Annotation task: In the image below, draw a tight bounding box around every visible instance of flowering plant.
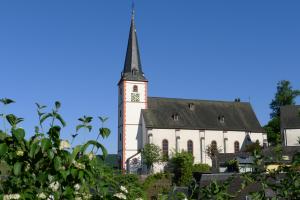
[0,99,108,199]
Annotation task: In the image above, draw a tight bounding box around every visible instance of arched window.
[133,85,138,92]
[187,140,193,155]
[234,141,240,153]
[162,139,169,159]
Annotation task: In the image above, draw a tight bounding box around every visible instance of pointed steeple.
[121,6,147,81]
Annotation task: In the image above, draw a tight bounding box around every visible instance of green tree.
[170,151,194,186]
[265,80,300,145]
[141,143,161,174]
[205,143,222,172]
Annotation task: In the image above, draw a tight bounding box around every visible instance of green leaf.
[47,149,55,160]
[41,138,52,153]
[81,140,107,159]
[0,98,15,105]
[70,145,81,163]
[6,114,17,127]
[49,126,61,144]
[54,156,62,171]
[87,125,92,132]
[76,124,85,132]
[13,162,22,176]
[98,116,109,123]
[40,113,52,124]
[60,170,70,181]
[6,114,24,128]
[0,143,8,157]
[37,111,45,117]
[0,130,8,141]
[55,101,61,110]
[100,128,111,139]
[35,103,46,110]
[34,126,39,134]
[12,128,25,141]
[29,142,40,158]
[56,114,66,127]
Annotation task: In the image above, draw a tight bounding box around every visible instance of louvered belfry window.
[133,85,138,92]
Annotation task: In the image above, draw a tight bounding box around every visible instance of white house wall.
[149,128,265,167]
[284,129,300,146]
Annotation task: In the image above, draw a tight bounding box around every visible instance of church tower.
[118,9,148,171]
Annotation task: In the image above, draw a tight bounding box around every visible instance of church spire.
[121,5,147,81]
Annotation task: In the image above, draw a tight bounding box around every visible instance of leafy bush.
[192,163,211,173]
[225,159,239,173]
[170,151,194,186]
[141,143,161,173]
[0,99,109,199]
[143,173,171,199]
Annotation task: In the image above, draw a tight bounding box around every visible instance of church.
[118,11,268,173]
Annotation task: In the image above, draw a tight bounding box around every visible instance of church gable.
[142,97,263,132]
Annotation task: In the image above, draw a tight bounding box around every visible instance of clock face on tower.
[131,93,140,102]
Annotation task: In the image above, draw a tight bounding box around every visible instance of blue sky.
[0,1,299,154]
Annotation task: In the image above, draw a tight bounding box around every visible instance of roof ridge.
[148,96,250,104]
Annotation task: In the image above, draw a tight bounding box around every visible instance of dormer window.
[132,69,137,76]
[133,85,138,92]
[172,113,179,121]
[218,115,225,123]
[188,103,195,110]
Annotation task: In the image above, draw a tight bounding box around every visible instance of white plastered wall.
[119,80,147,170]
[148,128,265,171]
[283,129,300,146]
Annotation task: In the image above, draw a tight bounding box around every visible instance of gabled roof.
[280,105,300,129]
[120,12,147,82]
[142,97,263,132]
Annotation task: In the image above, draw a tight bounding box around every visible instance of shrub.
[192,163,211,173]
[225,159,239,173]
[0,100,109,199]
[170,151,194,186]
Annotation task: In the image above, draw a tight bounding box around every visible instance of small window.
[172,114,179,121]
[133,85,138,92]
[162,139,169,159]
[132,69,137,76]
[119,110,122,118]
[218,115,225,123]
[188,103,195,110]
[234,141,239,153]
[187,140,193,155]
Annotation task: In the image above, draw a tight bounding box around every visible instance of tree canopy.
[265,80,300,145]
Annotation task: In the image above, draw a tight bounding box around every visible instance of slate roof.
[280,105,300,129]
[218,146,300,165]
[142,97,263,132]
[120,13,147,82]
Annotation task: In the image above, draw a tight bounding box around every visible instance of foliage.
[225,159,239,173]
[142,172,171,190]
[141,143,161,173]
[0,101,110,199]
[263,117,280,146]
[192,163,211,173]
[244,140,262,153]
[205,142,222,171]
[170,151,194,186]
[270,80,300,118]
[265,80,300,145]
